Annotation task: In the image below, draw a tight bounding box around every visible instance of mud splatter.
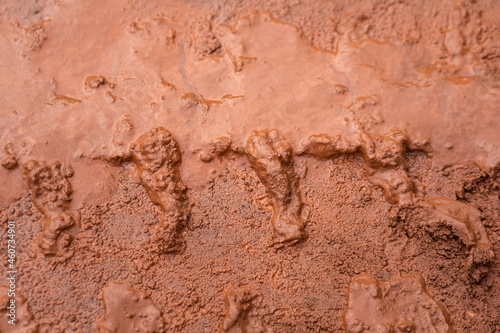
[300,126,494,280]
[199,135,233,163]
[83,75,116,92]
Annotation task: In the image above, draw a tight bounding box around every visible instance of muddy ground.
[0,0,499,332]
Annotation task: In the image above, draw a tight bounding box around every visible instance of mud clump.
[343,274,453,333]
[1,155,18,170]
[190,20,223,58]
[97,282,164,333]
[394,197,495,282]
[130,127,189,254]
[108,115,134,166]
[83,75,116,92]
[220,285,268,333]
[298,127,430,205]
[0,286,38,332]
[356,128,429,206]
[246,129,308,245]
[2,142,18,170]
[23,159,79,257]
[199,135,233,162]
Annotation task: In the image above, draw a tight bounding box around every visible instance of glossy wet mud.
[0,0,499,332]
[343,274,453,332]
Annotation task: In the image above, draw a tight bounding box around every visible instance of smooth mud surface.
[0,0,499,332]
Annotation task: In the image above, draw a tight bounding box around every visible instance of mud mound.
[343,274,453,332]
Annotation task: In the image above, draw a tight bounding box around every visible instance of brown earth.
[0,0,499,332]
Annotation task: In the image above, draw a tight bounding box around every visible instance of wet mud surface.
[0,0,500,332]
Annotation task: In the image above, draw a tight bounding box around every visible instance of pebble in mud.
[246,129,309,245]
[220,285,268,333]
[97,282,164,333]
[23,159,79,257]
[343,274,453,333]
[129,127,190,254]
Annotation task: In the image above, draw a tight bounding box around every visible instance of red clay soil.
[0,0,500,332]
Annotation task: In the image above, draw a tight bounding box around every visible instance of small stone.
[199,152,214,162]
[333,84,347,94]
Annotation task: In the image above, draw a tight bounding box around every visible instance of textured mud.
[0,0,500,332]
